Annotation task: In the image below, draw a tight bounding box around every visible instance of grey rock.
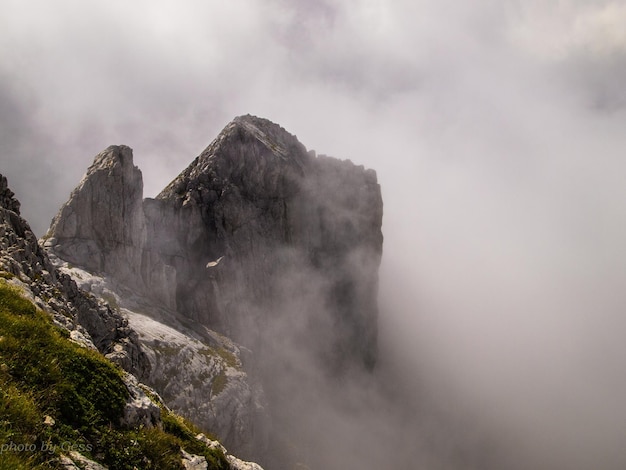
[43,115,383,463]
[67,452,108,470]
[0,173,150,379]
[56,262,268,458]
[151,115,383,370]
[195,434,266,470]
[0,174,262,469]
[44,117,382,372]
[124,306,267,458]
[181,449,208,470]
[58,454,82,470]
[226,455,265,470]
[58,452,109,470]
[0,174,20,214]
[46,145,146,289]
[120,372,161,429]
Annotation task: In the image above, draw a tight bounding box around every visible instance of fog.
[2,0,626,468]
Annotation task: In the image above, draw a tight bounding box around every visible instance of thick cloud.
[2,0,626,468]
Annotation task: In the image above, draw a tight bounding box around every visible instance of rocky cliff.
[0,174,264,470]
[46,145,146,290]
[44,115,383,465]
[0,174,148,377]
[43,141,268,457]
[47,115,382,368]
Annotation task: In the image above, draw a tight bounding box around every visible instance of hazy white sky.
[2,1,626,468]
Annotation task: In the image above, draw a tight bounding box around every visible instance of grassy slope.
[0,278,230,470]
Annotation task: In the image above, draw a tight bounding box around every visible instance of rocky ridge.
[0,173,265,469]
[44,142,268,456]
[50,258,267,459]
[0,173,148,377]
[47,115,383,367]
[150,115,383,371]
[43,115,384,466]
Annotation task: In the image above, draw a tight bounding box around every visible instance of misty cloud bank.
[2,0,626,468]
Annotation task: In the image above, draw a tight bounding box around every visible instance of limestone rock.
[46,145,146,288]
[195,434,266,470]
[43,115,383,464]
[181,449,208,470]
[0,174,20,214]
[44,117,383,372]
[66,452,108,470]
[120,372,161,429]
[57,261,267,458]
[0,174,263,470]
[125,307,267,457]
[152,115,383,370]
[226,455,266,470]
[0,173,150,379]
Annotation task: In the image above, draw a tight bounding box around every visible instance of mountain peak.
[228,114,301,159]
[157,115,310,201]
[0,174,21,215]
[45,144,145,279]
[89,144,135,173]
[43,116,383,466]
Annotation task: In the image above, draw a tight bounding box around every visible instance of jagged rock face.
[0,174,149,378]
[151,115,383,370]
[122,307,268,457]
[46,116,383,371]
[0,175,20,214]
[0,174,265,470]
[53,260,269,459]
[44,115,383,463]
[46,145,146,288]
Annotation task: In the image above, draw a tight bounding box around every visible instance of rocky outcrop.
[46,145,146,289]
[194,434,265,470]
[133,317,266,456]
[44,115,383,371]
[58,452,108,470]
[1,174,266,470]
[53,255,268,459]
[43,115,383,464]
[0,174,149,378]
[150,115,382,370]
[121,372,161,429]
[0,174,20,214]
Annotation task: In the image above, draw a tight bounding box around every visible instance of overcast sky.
[2,1,626,468]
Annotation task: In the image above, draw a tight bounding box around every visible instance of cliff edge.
[43,115,383,465]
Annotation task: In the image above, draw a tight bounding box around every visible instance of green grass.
[0,282,129,433]
[199,346,241,370]
[160,410,228,469]
[0,280,231,469]
[100,292,120,312]
[211,370,229,396]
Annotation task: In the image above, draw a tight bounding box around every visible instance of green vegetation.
[215,348,240,370]
[211,370,229,396]
[100,292,120,312]
[160,410,228,469]
[199,346,241,370]
[0,280,230,469]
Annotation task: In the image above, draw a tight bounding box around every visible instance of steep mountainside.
[0,174,264,470]
[151,116,383,370]
[46,115,382,371]
[43,115,384,467]
[0,174,148,377]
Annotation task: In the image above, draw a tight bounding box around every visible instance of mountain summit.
[44,115,384,466]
